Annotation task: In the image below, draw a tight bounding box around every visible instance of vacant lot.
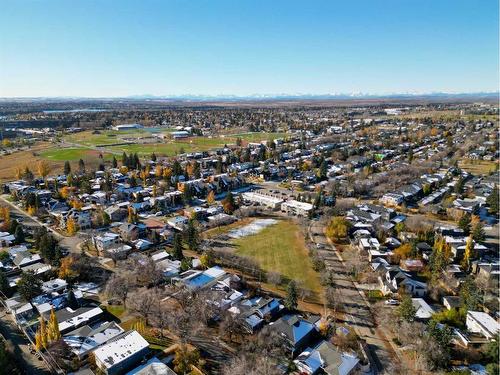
[233,219,322,294]
[459,159,498,175]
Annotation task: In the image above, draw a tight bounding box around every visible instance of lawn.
[458,159,498,175]
[233,220,322,294]
[40,147,114,162]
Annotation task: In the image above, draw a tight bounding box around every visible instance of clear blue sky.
[0,0,498,97]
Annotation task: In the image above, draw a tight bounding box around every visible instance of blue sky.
[0,0,498,97]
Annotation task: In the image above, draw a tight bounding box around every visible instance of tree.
[47,308,61,342]
[66,217,78,235]
[393,243,412,261]
[284,281,298,311]
[64,161,71,175]
[17,271,42,305]
[0,271,10,298]
[458,213,472,235]
[185,219,199,252]
[37,160,51,183]
[486,186,499,215]
[105,274,132,308]
[173,344,203,375]
[78,159,85,173]
[222,193,236,214]
[37,316,48,350]
[200,251,214,269]
[206,190,216,206]
[151,152,157,162]
[472,221,485,242]
[14,225,24,244]
[58,256,79,283]
[461,236,474,271]
[459,276,481,310]
[172,233,184,260]
[325,216,350,242]
[397,294,416,322]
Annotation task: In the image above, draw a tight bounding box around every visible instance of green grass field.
[458,159,498,175]
[40,147,114,161]
[233,220,321,294]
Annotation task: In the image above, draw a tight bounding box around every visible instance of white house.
[466,311,500,341]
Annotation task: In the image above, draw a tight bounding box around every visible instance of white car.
[384,299,400,306]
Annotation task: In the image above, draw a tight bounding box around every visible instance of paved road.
[309,221,399,374]
[0,309,51,375]
[0,195,82,254]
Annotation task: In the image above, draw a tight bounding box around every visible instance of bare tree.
[128,287,162,325]
[266,271,282,286]
[105,273,133,308]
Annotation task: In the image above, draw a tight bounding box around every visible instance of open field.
[0,142,64,182]
[40,147,114,161]
[458,159,498,175]
[233,219,322,294]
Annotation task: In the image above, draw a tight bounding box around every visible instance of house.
[466,311,500,341]
[93,232,121,252]
[48,306,104,334]
[93,330,149,375]
[294,340,360,375]
[126,357,177,375]
[412,298,435,321]
[271,314,318,355]
[380,193,404,207]
[104,206,127,222]
[380,268,427,297]
[64,321,125,359]
[166,216,189,231]
[0,232,15,248]
[117,223,142,242]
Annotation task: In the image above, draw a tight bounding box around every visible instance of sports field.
[233,219,321,294]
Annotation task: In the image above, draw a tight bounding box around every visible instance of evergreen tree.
[486,186,499,215]
[63,161,71,175]
[172,233,184,260]
[318,160,327,180]
[78,159,85,173]
[122,152,128,166]
[17,271,42,305]
[151,152,157,162]
[14,225,24,244]
[186,219,200,253]
[458,213,472,235]
[397,294,416,322]
[112,156,118,168]
[472,221,485,242]
[0,271,10,298]
[66,289,79,309]
[285,281,298,311]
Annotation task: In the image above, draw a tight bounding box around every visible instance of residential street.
[0,309,51,375]
[0,195,82,254]
[309,221,400,374]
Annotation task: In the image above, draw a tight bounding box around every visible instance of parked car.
[384,299,400,306]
